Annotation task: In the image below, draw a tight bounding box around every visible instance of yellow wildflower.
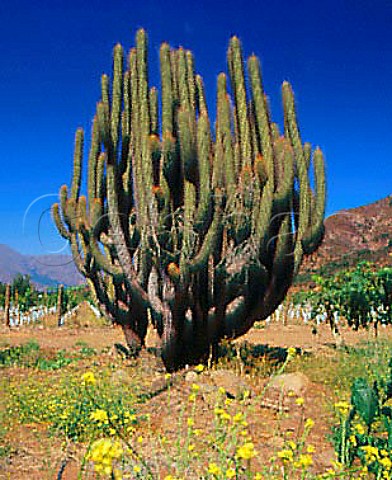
[226,467,236,478]
[208,462,222,476]
[354,423,366,435]
[242,390,250,400]
[233,412,244,423]
[187,417,194,427]
[294,454,313,469]
[194,364,204,373]
[277,449,294,463]
[81,371,96,385]
[361,445,379,463]
[236,442,258,460]
[334,401,351,416]
[287,347,296,358]
[220,412,231,422]
[380,457,392,470]
[90,409,109,423]
[304,418,315,430]
[86,438,123,476]
[295,397,304,406]
[113,469,122,480]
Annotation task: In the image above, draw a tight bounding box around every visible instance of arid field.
[1,307,391,479]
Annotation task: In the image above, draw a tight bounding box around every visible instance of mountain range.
[0,195,390,288]
[0,244,83,288]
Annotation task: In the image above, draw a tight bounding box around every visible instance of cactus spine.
[53,30,326,370]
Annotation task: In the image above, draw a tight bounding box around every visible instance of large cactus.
[52,29,326,371]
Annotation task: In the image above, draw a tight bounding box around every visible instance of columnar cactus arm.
[188,192,222,273]
[186,50,196,116]
[194,113,212,230]
[71,129,83,200]
[247,55,274,187]
[87,116,101,206]
[273,139,294,211]
[120,70,131,172]
[302,147,326,253]
[86,275,129,326]
[52,203,71,240]
[195,75,208,115]
[216,73,235,200]
[227,36,252,169]
[177,48,191,114]
[254,179,274,256]
[149,87,159,136]
[160,43,174,136]
[179,180,196,279]
[105,143,152,308]
[177,108,197,184]
[110,44,124,156]
[282,81,311,271]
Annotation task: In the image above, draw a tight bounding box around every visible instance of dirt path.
[1,319,388,353]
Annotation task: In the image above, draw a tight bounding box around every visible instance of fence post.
[57,284,64,327]
[14,288,20,326]
[5,284,10,327]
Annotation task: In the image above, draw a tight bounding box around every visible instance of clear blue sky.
[1,0,391,255]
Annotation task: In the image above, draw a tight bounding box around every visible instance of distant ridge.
[0,244,84,288]
[298,194,392,283]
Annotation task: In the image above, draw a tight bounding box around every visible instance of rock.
[150,376,169,392]
[138,350,166,374]
[209,369,252,398]
[314,448,337,469]
[267,372,310,396]
[184,371,199,383]
[111,369,133,386]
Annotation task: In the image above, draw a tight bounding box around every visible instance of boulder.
[267,372,310,396]
[209,369,253,398]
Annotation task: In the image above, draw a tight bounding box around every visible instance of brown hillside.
[297,194,392,282]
